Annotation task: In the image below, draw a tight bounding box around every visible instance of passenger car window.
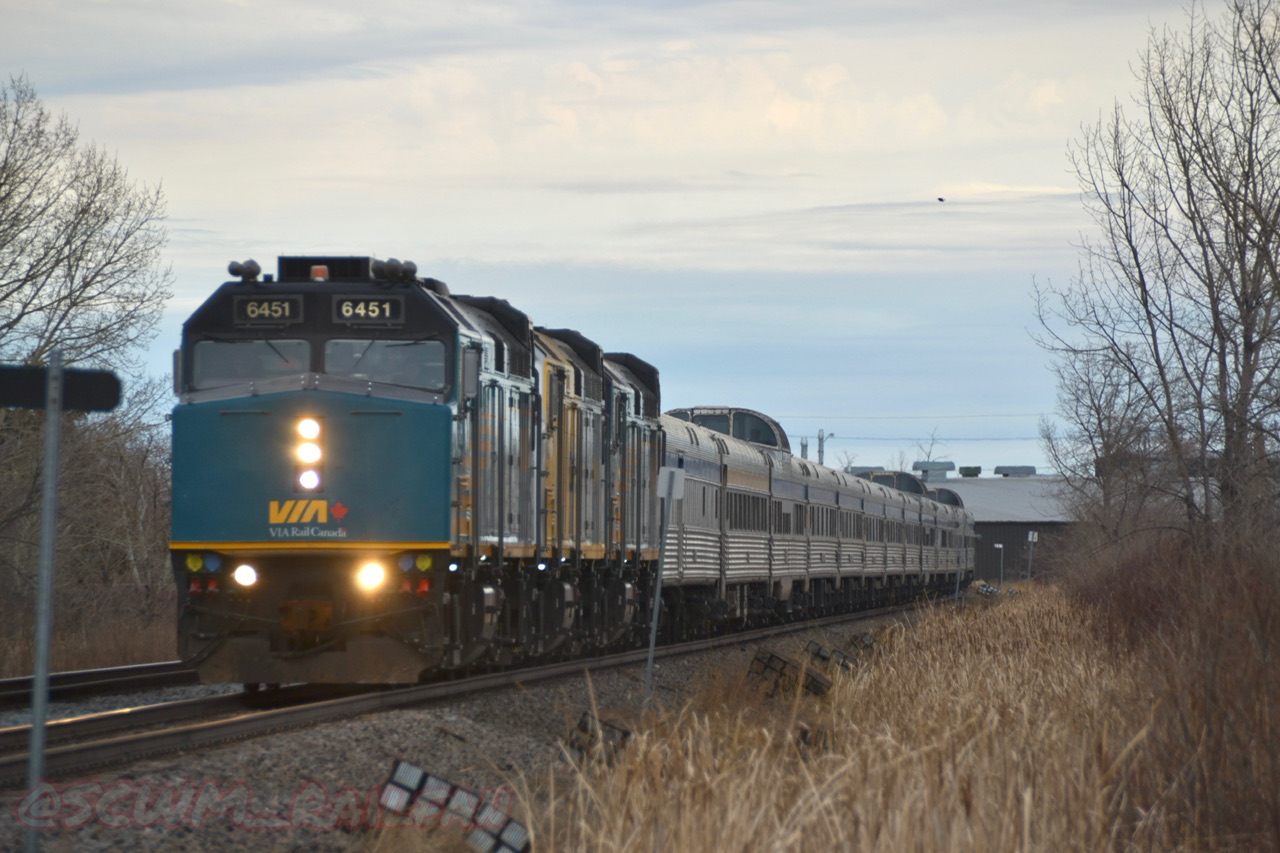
[732,412,778,446]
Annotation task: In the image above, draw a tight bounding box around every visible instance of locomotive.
[169,256,975,685]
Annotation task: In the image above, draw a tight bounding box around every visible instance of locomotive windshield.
[189,336,447,391]
[192,339,310,389]
[324,339,447,390]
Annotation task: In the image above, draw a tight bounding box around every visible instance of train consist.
[170,256,975,684]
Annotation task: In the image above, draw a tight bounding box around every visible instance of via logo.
[269,500,328,524]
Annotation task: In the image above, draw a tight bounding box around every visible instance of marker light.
[232,564,258,587]
[298,470,321,490]
[357,562,386,590]
[186,554,204,572]
[311,265,329,282]
[297,442,322,464]
[297,418,321,439]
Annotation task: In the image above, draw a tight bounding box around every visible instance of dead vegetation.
[0,584,175,677]
[508,540,1279,851]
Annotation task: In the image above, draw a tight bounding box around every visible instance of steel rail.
[0,603,912,789]
[0,684,381,756]
[0,661,197,709]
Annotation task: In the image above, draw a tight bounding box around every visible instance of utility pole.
[1025,531,1038,582]
[817,429,835,466]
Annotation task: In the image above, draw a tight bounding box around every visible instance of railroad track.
[0,661,198,709]
[0,604,912,789]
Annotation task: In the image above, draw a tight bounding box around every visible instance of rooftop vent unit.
[912,460,955,482]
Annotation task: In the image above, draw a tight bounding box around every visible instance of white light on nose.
[232,564,258,587]
[357,562,385,590]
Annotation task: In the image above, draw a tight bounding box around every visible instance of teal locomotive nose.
[170,391,452,548]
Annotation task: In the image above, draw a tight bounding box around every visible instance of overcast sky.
[3,0,1193,475]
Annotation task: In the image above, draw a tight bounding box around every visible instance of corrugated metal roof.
[935,477,1072,523]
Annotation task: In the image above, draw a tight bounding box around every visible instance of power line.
[798,436,1040,442]
[778,413,1044,421]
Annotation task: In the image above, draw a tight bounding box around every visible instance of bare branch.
[1037,0,1280,544]
[0,74,172,372]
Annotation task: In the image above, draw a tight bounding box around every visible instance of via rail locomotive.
[170,256,975,684]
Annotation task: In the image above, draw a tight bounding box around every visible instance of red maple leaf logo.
[331,502,348,521]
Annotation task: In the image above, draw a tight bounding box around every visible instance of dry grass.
[501,543,1280,852]
[1057,538,1280,851]
[0,583,175,677]
[524,590,1157,852]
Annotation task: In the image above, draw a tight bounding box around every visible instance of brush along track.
[0,661,198,709]
[0,603,913,789]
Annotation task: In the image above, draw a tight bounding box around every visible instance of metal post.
[1026,537,1035,582]
[995,543,1004,587]
[26,351,63,853]
[643,466,683,708]
[642,495,672,707]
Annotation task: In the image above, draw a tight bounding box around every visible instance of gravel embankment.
[0,616,902,852]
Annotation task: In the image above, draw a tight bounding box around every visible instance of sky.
[2,0,1194,475]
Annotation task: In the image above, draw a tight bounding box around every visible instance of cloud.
[7,0,1197,475]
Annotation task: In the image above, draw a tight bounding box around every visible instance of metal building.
[914,466,1072,583]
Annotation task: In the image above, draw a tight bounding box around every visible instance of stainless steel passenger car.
[663,407,975,623]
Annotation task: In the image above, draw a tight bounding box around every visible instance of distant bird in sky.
[937,197,945,202]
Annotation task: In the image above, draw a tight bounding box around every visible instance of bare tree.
[1037,0,1280,545]
[1039,346,1172,538]
[0,74,172,372]
[913,428,945,464]
[0,76,175,650]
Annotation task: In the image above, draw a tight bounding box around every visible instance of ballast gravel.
[0,616,906,852]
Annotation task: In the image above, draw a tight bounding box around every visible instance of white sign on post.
[657,466,685,501]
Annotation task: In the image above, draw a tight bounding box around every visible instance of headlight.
[293,418,325,493]
[357,562,385,590]
[232,564,258,587]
